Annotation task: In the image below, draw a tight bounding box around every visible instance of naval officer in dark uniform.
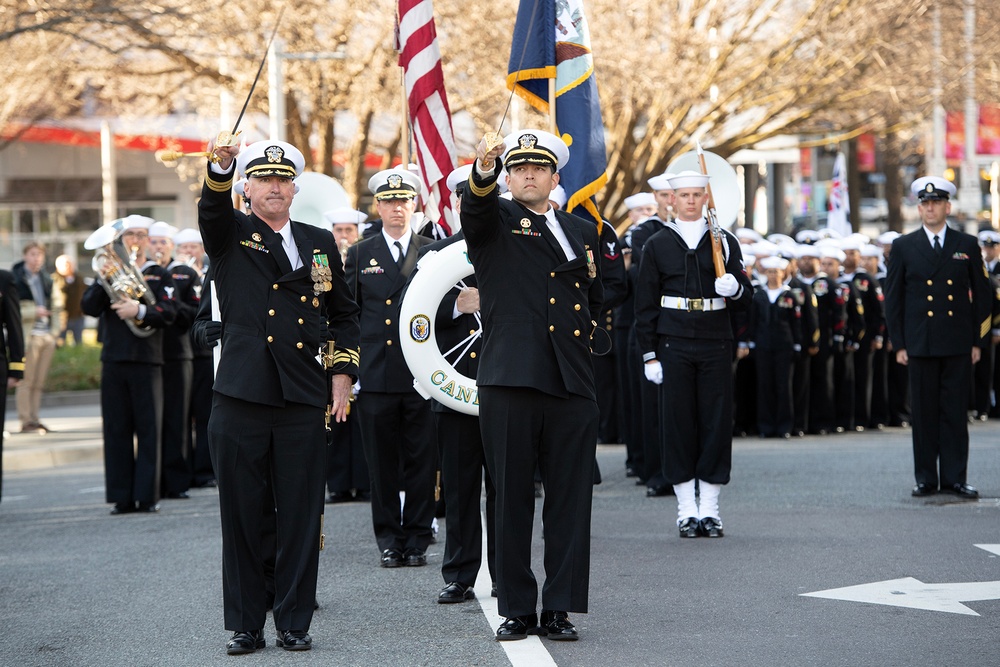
[0,268,25,504]
[199,139,361,654]
[884,176,990,499]
[344,168,435,569]
[464,130,603,642]
[634,170,753,539]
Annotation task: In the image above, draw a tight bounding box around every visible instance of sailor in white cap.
[200,138,360,654]
[820,243,866,433]
[322,207,367,265]
[782,245,820,438]
[468,128,602,641]
[81,212,178,517]
[736,227,764,244]
[624,192,657,223]
[973,230,1000,420]
[876,230,900,264]
[796,243,847,434]
[634,165,753,540]
[884,174,990,500]
[344,167,436,574]
[624,170,679,499]
[749,254,799,438]
[839,237,884,432]
[173,228,207,275]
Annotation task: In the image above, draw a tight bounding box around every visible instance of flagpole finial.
[696,139,704,155]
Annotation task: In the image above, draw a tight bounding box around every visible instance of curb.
[5,389,101,414]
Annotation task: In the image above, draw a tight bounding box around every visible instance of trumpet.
[84,221,158,338]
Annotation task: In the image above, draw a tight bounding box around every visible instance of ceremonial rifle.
[696,141,727,279]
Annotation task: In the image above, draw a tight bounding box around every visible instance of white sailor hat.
[876,231,900,245]
[861,244,882,258]
[767,233,796,246]
[751,240,779,257]
[368,168,422,201]
[237,140,305,180]
[149,221,178,239]
[814,237,840,248]
[743,254,757,267]
[121,214,154,231]
[735,228,764,243]
[979,230,1000,246]
[838,237,864,252]
[666,170,710,190]
[818,246,846,263]
[795,244,821,259]
[234,178,247,198]
[776,245,796,260]
[795,229,821,244]
[446,164,474,196]
[646,172,676,191]
[624,192,656,210]
[502,129,570,171]
[759,255,789,271]
[911,176,957,201]
[817,227,844,240]
[173,228,203,245]
[549,185,568,209]
[849,232,871,245]
[322,207,368,227]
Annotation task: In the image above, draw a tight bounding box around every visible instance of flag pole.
[548,78,557,135]
[400,69,410,166]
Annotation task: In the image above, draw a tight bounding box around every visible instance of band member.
[0,268,25,503]
[320,207,370,503]
[81,215,177,515]
[466,130,602,641]
[199,139,360,654]
[634,171,753,539]
[884,176,990,499]
[148,221,201,500]
[344,169,435,569]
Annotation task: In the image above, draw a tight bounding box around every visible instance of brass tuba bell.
[84,219,158,338]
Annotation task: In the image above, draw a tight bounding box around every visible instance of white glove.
[644,361,663,385]
[714,273,740,298]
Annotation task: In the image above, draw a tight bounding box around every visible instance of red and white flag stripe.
[398,0,456,236]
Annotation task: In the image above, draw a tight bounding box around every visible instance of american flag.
[397,0,456,237]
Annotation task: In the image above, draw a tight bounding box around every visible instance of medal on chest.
[311,251,332,294]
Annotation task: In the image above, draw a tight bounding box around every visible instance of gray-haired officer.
[200,139,360,654]
[884,176,990,499]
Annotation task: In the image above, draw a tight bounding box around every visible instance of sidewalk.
[3,390,103,471]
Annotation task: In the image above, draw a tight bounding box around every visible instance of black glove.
[204,321,222,347]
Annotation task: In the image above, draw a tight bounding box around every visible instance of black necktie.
[933,235,941,254]
[394,241,404,267]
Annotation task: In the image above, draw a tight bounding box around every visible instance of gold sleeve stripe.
[8,361,25,371]
[982,317,991,338]
[812,331,821,344]
[206,175,235,193]
[468,174,496,198]
[992,314,1000,327]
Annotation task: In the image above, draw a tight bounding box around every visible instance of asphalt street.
[1,417,998,667]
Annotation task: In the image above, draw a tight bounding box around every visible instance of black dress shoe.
[354,489,371,501]
[698,517,724,538]
[646,485,672,497]
[380,549,404,568]
[403,548,427,567]
[276,629,311,651]
[110,502,134,515]
[438,582,475,603]
[625,466,638,478]
[911,483,936,497]
[136,502,160,513]
[941,483,979,499]
[678,517,699,538]
[226,629,264,655]
[164,491,189,499]
[326,491,352,504]
[496,614,540,641]
[539,610,578,641]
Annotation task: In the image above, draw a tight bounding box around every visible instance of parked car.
[859,198,889,223]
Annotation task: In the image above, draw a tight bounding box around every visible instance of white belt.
[660,296,727,312]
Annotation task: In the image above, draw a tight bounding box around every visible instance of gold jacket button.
[470,352,477,359]
[469,329,476,335]
[296,342,304,349]
[948,295,954,301]
[927,295,933,302]
[385,298,392,305]
[550,272,555,278]
[928,311,934,317]
[548,325,555,332]
[550,297,556,304]
[606,325,613,330]
[948,311,953,316]
[926,280,933,286]
[267,335,274,342]
[268,309,275,316]
[574,281,580,288]
[574,304,581,311]
[298,318,304,324]
[386,339,393,346]
[272,283,279,290]
[300,295,307,302]
[574,329,581,336]
[385,319,392,326]
[947,279,953,285]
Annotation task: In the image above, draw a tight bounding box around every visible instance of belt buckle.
[688,298,704,312]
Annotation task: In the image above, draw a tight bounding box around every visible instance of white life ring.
[398,240,480,416]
